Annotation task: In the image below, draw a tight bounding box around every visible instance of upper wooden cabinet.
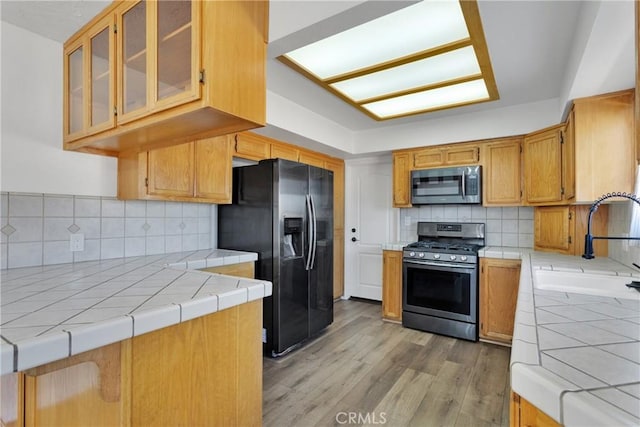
[570,89,636,202]
[392,152,412,208]
[413,143,480,169]
[118,135,232,204]
[64,13,116,141]
[63,0,267,156]
[522,124,569,205]
[523,90,635,206]
[116,0,201,125]
[233,132,270,161]
[482,137,522,206]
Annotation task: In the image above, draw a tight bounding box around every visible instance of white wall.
[352,98,561,154]
[1,22,117,196]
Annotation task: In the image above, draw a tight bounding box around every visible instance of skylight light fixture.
[279,0,499,121]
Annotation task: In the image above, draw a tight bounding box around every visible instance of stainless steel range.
[402,222,485,341]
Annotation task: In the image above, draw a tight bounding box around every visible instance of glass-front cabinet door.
[117,0,201,124]
[63,14,115,141]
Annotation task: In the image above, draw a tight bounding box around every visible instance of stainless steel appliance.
[411,165,481,205]
[218,159,333,357]
[402,222,485,341]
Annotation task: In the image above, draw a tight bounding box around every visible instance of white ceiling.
[1,0,636,146]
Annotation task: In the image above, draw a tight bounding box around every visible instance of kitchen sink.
[533,269,640,300]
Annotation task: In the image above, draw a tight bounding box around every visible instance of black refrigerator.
[218,159,333,357]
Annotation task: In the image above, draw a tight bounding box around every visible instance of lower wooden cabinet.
[479,258,521,344]
[2,301,263,427]
[382,250,403,322]
[200,261,255,278]
[510,392,561,427]
[534,205,609,257]
[118,135,233,204]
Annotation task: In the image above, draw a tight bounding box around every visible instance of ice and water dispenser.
[283,217,303,258]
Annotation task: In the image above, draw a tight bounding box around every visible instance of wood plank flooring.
[263,299,511,427]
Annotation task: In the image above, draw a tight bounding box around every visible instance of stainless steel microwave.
[411,166,482,205]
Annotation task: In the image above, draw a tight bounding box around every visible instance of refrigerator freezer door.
[274,160,310,355]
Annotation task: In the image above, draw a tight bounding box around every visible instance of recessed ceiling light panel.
[279,0,499,121]
[285,0,469,80]
[330,46,481,102]
[362,79,490,119]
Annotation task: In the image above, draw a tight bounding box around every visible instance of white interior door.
[344,157,398,300]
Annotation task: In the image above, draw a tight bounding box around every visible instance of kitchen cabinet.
[479,258,521,344]
[118,135,232,204]
[382,250,403,322]
[63,0,267,155]
[510,392,560,427]
[200,262,255,279]
[325,159,345,298]
[392,152,412,207]
[413,143,480,168]
[3,302,262,427]
[270,142,299,162]
[522,124,570,205]
[534,205,609,256]
[233,132,270,161]
[299,151,327,169]
[63,12,116,141]
[570,89,636,202]
[523,90,635,206]
[482,137,522,206]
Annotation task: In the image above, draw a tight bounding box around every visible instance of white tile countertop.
[380,242,412,251]
[0,249,271,375]
[507,252,640,426]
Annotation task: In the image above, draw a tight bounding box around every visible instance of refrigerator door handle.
[309,194,318,270]
[305,194,313,271]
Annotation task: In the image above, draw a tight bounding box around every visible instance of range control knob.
[450,255,457,261]
[409,251,416,257]
[460,256,468,261]
[418,252,425,258]
[433,254,441,259]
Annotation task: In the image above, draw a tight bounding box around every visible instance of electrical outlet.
[70,233,85,252]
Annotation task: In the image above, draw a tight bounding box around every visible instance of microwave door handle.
[461,172,466,198]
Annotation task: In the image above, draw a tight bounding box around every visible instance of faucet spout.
[582,192,640,259]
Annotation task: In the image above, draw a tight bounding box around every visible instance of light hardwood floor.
[263,299,511,427]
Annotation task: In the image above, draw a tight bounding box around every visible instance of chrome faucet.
[582,192,640,259]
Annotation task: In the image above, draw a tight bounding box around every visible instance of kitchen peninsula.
[0,249,270,426]
[480,247,640,426]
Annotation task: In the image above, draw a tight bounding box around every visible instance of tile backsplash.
[399,205,534,248]
[607,201,640,269]
[1,192,212,269]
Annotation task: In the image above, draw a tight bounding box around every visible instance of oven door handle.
[404,259,475,269]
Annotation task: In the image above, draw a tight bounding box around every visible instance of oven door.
[402,259,477,323]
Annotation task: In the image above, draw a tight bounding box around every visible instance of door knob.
[351,237,358,242]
